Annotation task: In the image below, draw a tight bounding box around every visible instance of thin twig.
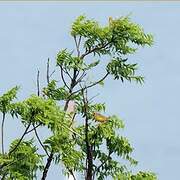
[33,124,50,157]
[60,66,70,90]
[67,72,109,101]
[49,70,55,78]
[1,112,5,155]
[74,36,81,57]
[37,70,40,96]
[47,58,50,84]
[80,41,111,59]
[78,36,82,50]
[35,67,50,157]
[76,71,87,85]
[64,67,73,80]
[26,123,42,134]
[9,122,31,155]
[67,167,77,180]
[89,93,100,104]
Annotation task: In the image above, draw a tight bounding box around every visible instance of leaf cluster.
[106,57,144,83]
[71,15,153,57]
[0,139,43,180]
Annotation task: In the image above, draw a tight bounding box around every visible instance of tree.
[0,15,157,180]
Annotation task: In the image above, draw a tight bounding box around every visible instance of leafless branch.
[64,67,73,80]
[67,167,77,180]
[67,72,109,100]
[74,35,81,57]
[9,122,31,155]
[1,112,5,155]
[33,124,50,157]
[82,88,94,180]
[37,70,40,96]
[47,58,50,84]
[49,70,55,78]
[60,66,70,90]
[76,71,87,84]
[41,151,54,180]
[80,41,111,59]
[26,123,42,134]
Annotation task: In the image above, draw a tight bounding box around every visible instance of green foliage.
[11,95,66,131]
[56,49,100,72]
[0,15,156,180]
[57,49,84,70]
[130,171,157,180]
[0,86,19,113]
[42,80,70,100]
[106,57,144,83]
[71,15,153,57]
[1,139,43,180]
[114,171,157,180]
[44,129,84,173]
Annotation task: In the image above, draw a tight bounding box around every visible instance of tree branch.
[64,67,73,80]
[82,89,93,180]
[26,123,42,134]
[67,72,109,101]
[37,70,40,96]
[9,122,31,155]
[76,71,87,85]
[33,124,50,157]
[80,41,111,59]
[47,58,50,84]
[67,167,77,180]
[93,151,113,179]
[41,64,80,179]
[74,35,81,57]
[1,112,5,155]
[60,65,70,90]
[41,151,54,180]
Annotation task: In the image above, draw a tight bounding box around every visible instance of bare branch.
[74,36,81,57]
[47,58,50,84]
[1,112,5,155]
[67,167,77,180]
[26,123,42,134]
[80,41,111,59]
[49,70,55,78]
[59,66,70,90]
[41,151,54,180]
[76,71,87,85]
[9,122,31,155]
[82,88,93,180]
[67,72,109,100]
[64,67,73,80]
[37,70,40,96]
[89,93,100,104]
[33,124,50,157]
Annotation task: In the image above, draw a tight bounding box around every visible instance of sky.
[0,2,180,180]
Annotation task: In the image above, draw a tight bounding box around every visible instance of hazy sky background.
[0,2,180,180]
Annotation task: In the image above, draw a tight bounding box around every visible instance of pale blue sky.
[0,2,180,180]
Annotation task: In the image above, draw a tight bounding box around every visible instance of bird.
[93,112,110,123]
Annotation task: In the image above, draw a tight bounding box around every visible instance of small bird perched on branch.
[93,112,110,123]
